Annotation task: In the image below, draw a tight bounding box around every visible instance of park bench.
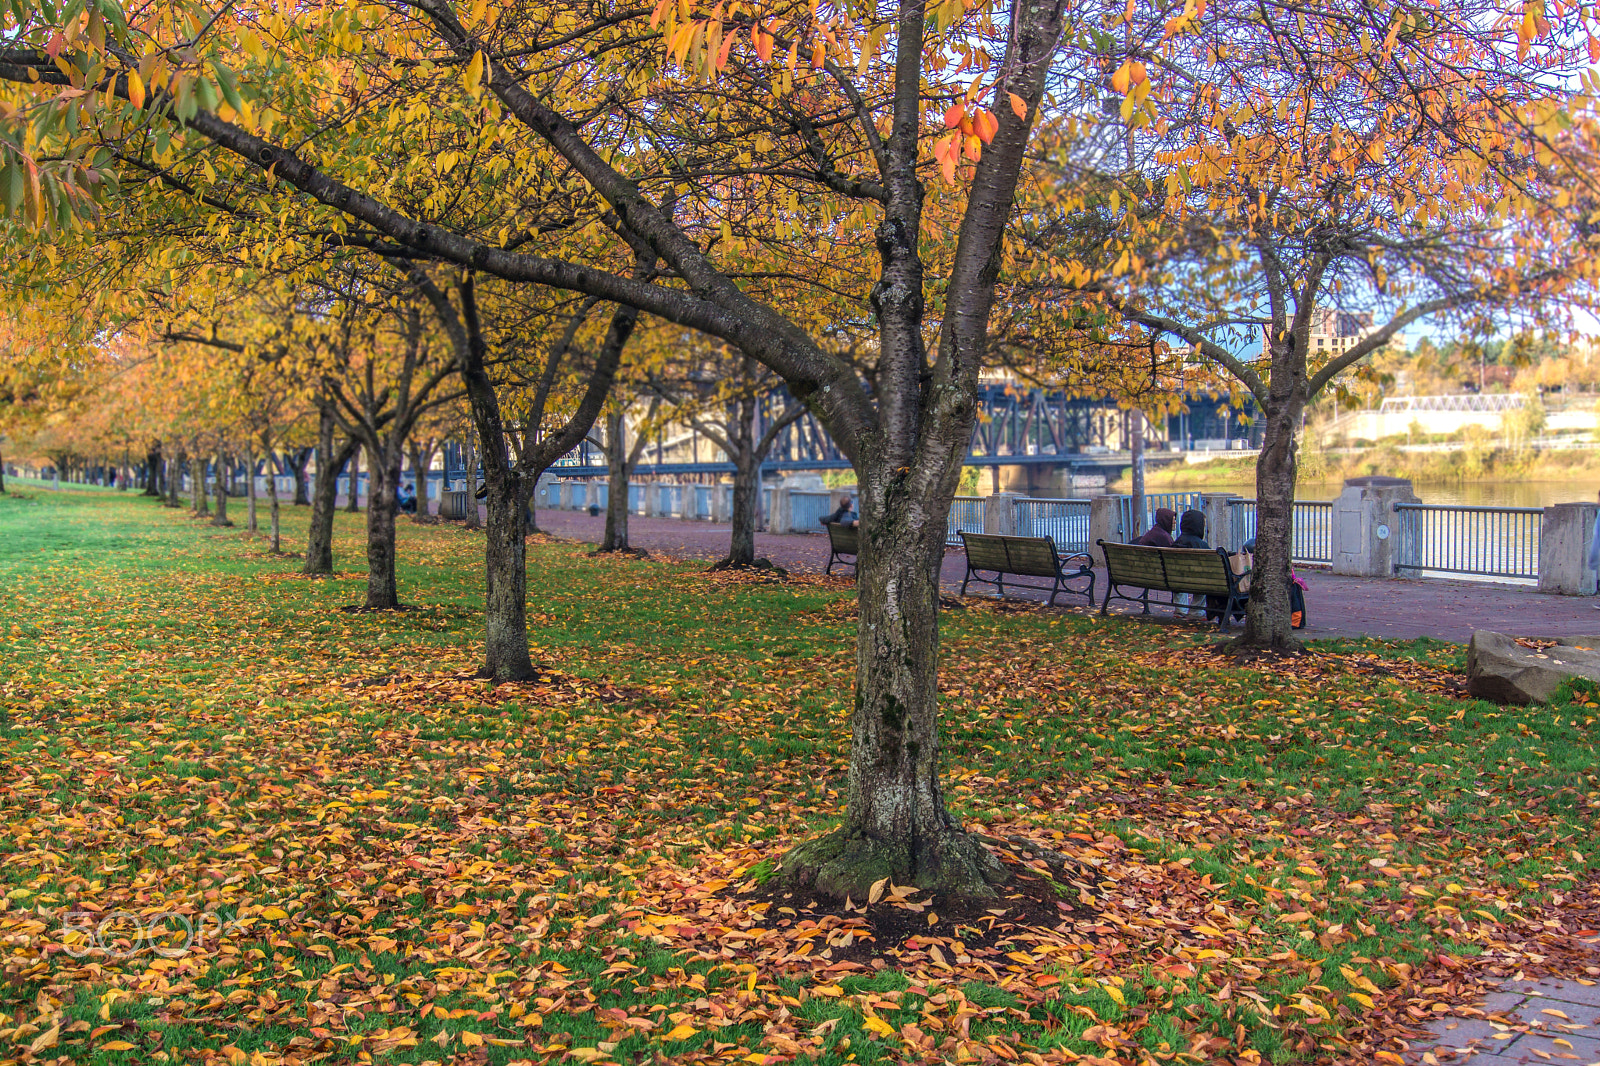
[824,522,859,576]
[958,532,1096,606]
[1097,540,1249,631]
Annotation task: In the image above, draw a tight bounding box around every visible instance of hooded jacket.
[1133,507,1177,547]
[1173,509,1209,550]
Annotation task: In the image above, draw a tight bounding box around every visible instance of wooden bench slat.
[1098,539,1246,631]
[959,532,1095,607]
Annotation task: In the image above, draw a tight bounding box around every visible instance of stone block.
[1467,630,1600,704]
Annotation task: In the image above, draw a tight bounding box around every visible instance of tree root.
[587,546,650,559]
[777,826,1009,900]
[706,557,789,576]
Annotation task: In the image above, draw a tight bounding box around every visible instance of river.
[1166,479,1598,509]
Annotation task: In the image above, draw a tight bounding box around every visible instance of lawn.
[0,485,1594,1066]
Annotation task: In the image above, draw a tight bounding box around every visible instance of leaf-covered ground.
[0,486,1596,1066]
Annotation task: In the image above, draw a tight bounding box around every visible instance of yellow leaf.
[460,1031,484,1046]
[569,1049,605,1063]
[1348,992,1374,1009]
[665,1023,699,1041]
[127,69,145,109]
[862,1015,897,1038]
[29,1025,60,1053]
[101,1041,137,1051]
[259,906,288,920]
[868,877,888,904]
[222,1047,247,1065]
[464,51,485,94]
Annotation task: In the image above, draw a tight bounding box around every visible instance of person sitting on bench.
[397,483,418,514]
[1133,507,1177,547]
[821,495,858,528]
[1172,509,1220,619]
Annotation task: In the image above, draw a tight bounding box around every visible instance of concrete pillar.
[983,492,1022,536]
[534,473,559,512]
[1202,493,1242,550]
[1330,476,1420,577]
[1090,494,1125,550]
[1539,502,1598,595]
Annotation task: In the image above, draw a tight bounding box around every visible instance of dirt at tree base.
[726,853,1096,966]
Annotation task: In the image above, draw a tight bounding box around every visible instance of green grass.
[0,485,1593,1065]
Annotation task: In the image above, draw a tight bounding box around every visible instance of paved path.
[521,510,1600,645]
[1412,965,1600,1064]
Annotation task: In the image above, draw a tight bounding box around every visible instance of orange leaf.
[974,110,998,144]
[943,101,966,128]
[1008,92,1028,121]
[754,31,772,63]
[1111,63,1132,94]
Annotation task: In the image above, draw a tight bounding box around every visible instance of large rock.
[1467,630,1600,704]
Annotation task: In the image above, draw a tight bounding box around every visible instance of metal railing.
[1394,503,1542,581]
[1226,499,1335,564]
[1014,497,1093,553]
[946,497,987,545]
[1118,492,1205,541]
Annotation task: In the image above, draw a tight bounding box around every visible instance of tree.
[1045,0,1600,648]
[646,345,805,569]
[14,0,1588,896]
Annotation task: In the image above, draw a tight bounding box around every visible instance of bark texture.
[304,411,359,576]
[142,442,161,497]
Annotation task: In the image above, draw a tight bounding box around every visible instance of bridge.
[487,386,1257,488]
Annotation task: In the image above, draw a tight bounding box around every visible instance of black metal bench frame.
[824,522,859,576]
[1097,540,1249,631]
[958,532,1096,606]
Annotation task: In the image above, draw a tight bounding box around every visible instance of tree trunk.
[246,449,258,534]
[600,411,631,552]
[1237,374,1305,649]
[451,318,536,680]
[410,440,440,517]
[361,444,403,609]
[726,458,760,566]
[290,448,311,506]
[345,446,362,512]
[165,453,184,508]
[267,454,282,553]
[1130,411,1146,535]
[304,412,357,576]
[211,454,231,526]
[781,465,1007,898]
[144,442,162,496]
[482,469,532,675]
[0,447,6,494]
[462,436,481,530]
[191,457,208,515]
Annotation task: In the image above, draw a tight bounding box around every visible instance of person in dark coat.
[1171,510,1217,618]
[1173,509,1209,549]
[821,495,858,528]
[1133,507,1177,547]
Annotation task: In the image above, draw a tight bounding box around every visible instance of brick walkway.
[525,510,1600,645]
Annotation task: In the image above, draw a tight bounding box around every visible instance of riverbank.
[1123,442,1600,500]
